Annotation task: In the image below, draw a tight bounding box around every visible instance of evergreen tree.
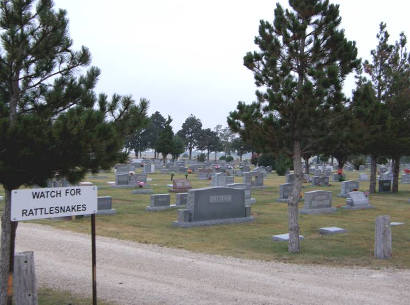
[177,115,202,160]
[171,135,185,161]
[362,23,395,193]
[144,111,167,158]
[124,108,150,157]
[0,1,148,302]
[383,32,410,192]
[229,0,359,253]
[351,81,388,193]
[318,95,356,171]
[156,116,174,164]
[362,23,410,192]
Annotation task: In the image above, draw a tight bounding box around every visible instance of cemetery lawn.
[2,170,410,269]
[38,287,115,305]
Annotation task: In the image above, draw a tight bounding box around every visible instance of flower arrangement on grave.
[138,181,145,188]
[187,169,193,174]
[404,169,410,174]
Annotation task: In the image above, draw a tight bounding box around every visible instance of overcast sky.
[53,0,410,130]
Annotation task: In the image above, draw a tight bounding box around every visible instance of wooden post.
[91,214,97,305]
[375,215,392,259]
[14,251,38,305]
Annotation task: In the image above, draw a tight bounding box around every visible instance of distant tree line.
[125,113,253,162]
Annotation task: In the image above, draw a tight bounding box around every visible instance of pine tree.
[0,1,147,302]
[383,32,410,192]
[362,23,395,193]
[363,23,410,192]
[229,0,359,253]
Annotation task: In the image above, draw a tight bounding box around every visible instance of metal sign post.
[10,186,98,305]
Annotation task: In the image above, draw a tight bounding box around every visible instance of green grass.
[37,288,114,305]
[2,169,410,269]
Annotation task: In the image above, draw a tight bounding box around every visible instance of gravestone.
[380,171,393,181]
[374,215,392,259]
[286,173,295,184]
[342,191,373,210]
[132,173,147,183]
[359,173,369,181]
[146,194,173,211]
[243,171,264,188]
[234,169,243,177]
[401,174,410,184]
[303,174,311,183]
[97,196,116,215]
[390,222,404,226]
[175,193,188,206]
[144,162,152,173]
[115,163,135,174]
[115,173,130,186]
[225,176,234,185]
[243,172,252,186]
[339,180,359,197]
[272,233,304,242]
[359,165,365,171]
[198,168,212,180]
[242,165,250,172]
[178,166,187,173]
[378,179,392,192]
[332,173,342,182]
[301,190,336,214]
[228,183,256,205]
[211,173,227,187]
[170,179,192,193]
[174,187,253,227]
[311,176,329,187]
[319,227,346,235]
[277,183,293,202]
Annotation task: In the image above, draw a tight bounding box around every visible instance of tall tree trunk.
[207,149,210,161]
[189,147,192,160]
[392,156,400,193]
[288,141,302,253]
[240,154,243,162]
[369,155,377,194]
[214,151,217,161]
[331,156,334,166]
[0,189,18,305]
[303,156,309,174]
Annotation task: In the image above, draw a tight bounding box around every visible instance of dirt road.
[14,223,410,305]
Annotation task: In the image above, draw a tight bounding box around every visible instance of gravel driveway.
[13,223,410,305]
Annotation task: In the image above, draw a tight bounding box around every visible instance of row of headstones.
[278,184,371,212]
[146,185,255,228]
[149,183,256,211]
[211,172,264,188]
